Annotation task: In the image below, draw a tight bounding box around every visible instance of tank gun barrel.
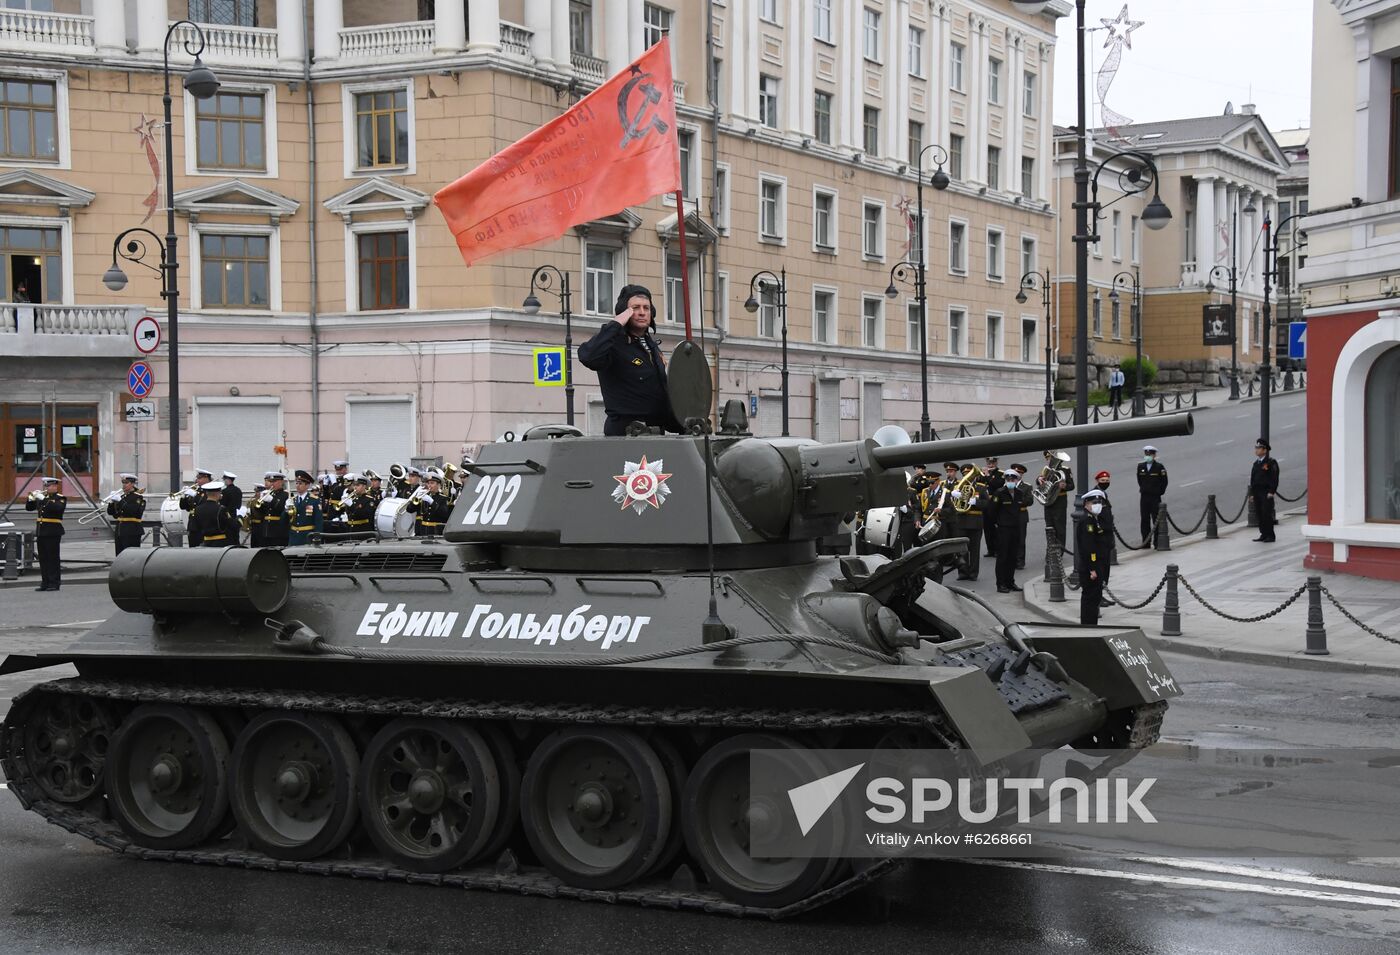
[869,413,1194,471]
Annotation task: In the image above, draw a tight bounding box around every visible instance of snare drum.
[160,497,188,539]
[374,497,414,539]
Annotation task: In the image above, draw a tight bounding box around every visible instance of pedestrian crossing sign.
[533,347,566,387]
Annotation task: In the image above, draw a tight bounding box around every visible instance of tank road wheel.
[21,694,116,804]
[520,727,672,890]
[682,733,842,909]
[105,705,231,849]
[473,723,522,864]
[644,733,689,878]
[230,712,360,861]
[358,719,501,873]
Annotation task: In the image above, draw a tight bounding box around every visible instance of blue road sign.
[533,347,566,387]
[1288,322,1307,360]
[127,361,154,399]
[750,395,759,418]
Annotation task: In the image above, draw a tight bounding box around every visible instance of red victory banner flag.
[434,39,682,268]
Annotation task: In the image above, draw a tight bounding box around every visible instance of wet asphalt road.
[2,650,1396,955]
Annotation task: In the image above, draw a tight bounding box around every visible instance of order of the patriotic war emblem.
[612,455,673,514]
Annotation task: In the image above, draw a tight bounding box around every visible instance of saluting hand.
[614,306,632,327]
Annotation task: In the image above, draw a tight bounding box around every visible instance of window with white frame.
[986,228,1004,281]
[863,8,881,62]
[863,106,880,156]
[758,74,780,128]
[1021,317,1037,362]
[862,201,884,259]
[715,271,729,331]
[757,282,778,337]
[814,0,833,42]
[1112,210,1122,259]
[949,42,964,91]
[199,232,270,308]
[583,243,617,315]
[948,134,963,179]
[1184,210,1195,263]
[862,295,883,348]
[664,255,688,324]
[1111,297,1122,339]
[988,57,1002,104]
[813,288,835,343]
[1023,71,1036,117]
[987,145,1001,190]
[906,301,922,353]
[714,163,731,233]
[1092,294,1102,337]
[1020,236,1036,278]
[352,87,409,169]
[677,127,697,197]
[814,90,832,144]
[0,76,57,163]
[908,120,923,166]
[643,3,672,47]
[986,313,1003,360]
[0,222,62,303]
[908,27,925,77]
[570,1,593,55]
[948,307,966,356]
[1021,157,1034,199]
[759,176,785,241]
[813,187,836,252]
[949,220,967,274]
[1130,214,1140,262]
[759,0,778,23]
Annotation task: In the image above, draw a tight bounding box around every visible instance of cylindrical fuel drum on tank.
[109,546,291,616]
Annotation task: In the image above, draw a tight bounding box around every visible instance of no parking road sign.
[533,347,567,387]
[127,361,154,399]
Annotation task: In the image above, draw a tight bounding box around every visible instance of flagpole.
[674,189,694,340]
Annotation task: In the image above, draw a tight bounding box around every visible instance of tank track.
[1,677,945,919]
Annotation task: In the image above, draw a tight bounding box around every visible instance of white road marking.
[1180,480,1205,488]
[1233,413,1251,419]
[1214,440,1233,446]
[1122,857,1400,897]
[0,782,7,790]
[46,620,104,629]
[962,860,1400,908]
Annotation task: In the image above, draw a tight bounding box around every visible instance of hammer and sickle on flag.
[617,69,669,149]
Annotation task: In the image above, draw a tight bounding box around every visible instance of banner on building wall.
[434,40,682,267]
[1203,304,1235,346]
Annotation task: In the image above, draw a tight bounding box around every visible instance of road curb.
[0,574,108,590]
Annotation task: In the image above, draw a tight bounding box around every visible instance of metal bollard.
[2,532,18,580]
[1154,502,1171,551]
[1284,370,1295,392]
[1110,532,1119,566]
[1205,495,1219,539]
[1047,527,1066,603]
[1161,564,1182,636]
[1304,576,1328,655]
[1247,492,1258,528]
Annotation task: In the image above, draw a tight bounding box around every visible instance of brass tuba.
[1033,451,1070,506]
[951,464,982,513]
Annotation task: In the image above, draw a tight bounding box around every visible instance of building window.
[677,127,696,196]
[988,58,1001,105]
[986,313,1002,360]
[813,288,835,343]
[986,228,1003,281]
[643,4,672,47]
[714,163,730,233]
[759,176,785,241]
[1131,214,1140,262]
[949,220,967,274]
[357,231,409,311]
[1,224,61,303]
[756,283,778,337]
[949,134,963,180]
[862,201,883,259]
[570,1,593,55]
[1020,236,1036,278]
[1365,346,1400,521]
[1092,294,1102,337]
[715,271,729,331]
[814,90,832,145]
[862,295,883,348]
[1111,298,1122,339]
[949,42,964,91]
[1021,157,1034,199]
[906,301,922,353]
[908,120,923,166]
[863,106,880,156]
[758,74,780,128]
[1184,210,1195,263]
[1023,70,1037,117]
[664,256,692,324]
[189,0,256,25]
[195,91,265,171]
[1112,210,1122,259]
[987,146,1001,190]
[759,0,778,23]
[1251,304,1261,346]
[0,78,57,162]
[814,0,833,42]
[813,188,836,251]
[948,307,966,356]
[908,27,925,77]
[354,88,408,169]
[1021,317,1037,363]
[200,233,269,309]
[583,244,616,315]
[863,8,881,62]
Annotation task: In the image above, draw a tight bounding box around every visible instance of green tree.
[1118,355,1157,390]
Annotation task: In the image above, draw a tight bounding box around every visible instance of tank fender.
[922,666,1034,766]
[1019,625,1182,710]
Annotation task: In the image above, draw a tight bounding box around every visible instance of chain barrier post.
[1154,502,1171,551]
[1110,527,1119,566]
[1,531,18,581]
[1046,527,1066,603]
[1162,564,1182,636]
[1246,492,1258,528]
[1205,494,1219,539]
[1305,576,1329,655]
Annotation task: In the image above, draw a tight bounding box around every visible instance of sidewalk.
[1023,507,1400,675]
[0,529,117,589]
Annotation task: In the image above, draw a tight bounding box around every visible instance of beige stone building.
[1050,113,1289,395]
[0,0,1067,496]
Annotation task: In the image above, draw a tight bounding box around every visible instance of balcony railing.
[169,20,278,65]
[571,51,606,84]
[0,9,94,55]
[1,304,143,358]
[673,79,685,104]
[1181,261,1199,286]
[339,20,435,62]
[499,22,533,58]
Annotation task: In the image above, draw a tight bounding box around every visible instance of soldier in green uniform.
[287,470,323,546]
[408,473,452,537]
[189,481,236,547]
[108,473,146,555]
[26,477,65,591]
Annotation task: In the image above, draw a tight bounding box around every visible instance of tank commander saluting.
[578,284,682,436]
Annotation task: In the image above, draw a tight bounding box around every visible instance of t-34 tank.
[1,342,1192,917]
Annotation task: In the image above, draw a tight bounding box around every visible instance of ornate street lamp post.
[744,268,789,436]
[1015,269,1055,428]
[522,265,576,425]
[1205,195,1257,399]
[1109,268,1144,416]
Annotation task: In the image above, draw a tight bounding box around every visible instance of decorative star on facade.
[611,455,673,514]
[1100,4,1144,49]
[133,114,159,140]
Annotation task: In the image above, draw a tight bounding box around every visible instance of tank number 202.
[460,474,522,526]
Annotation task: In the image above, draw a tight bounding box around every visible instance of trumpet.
[27,489,47,503]
[406,485,429,505]
[168,484,198,500]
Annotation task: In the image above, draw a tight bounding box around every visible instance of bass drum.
[374,497,414,539]
[160,497,188,539]
[860,507,901,551]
